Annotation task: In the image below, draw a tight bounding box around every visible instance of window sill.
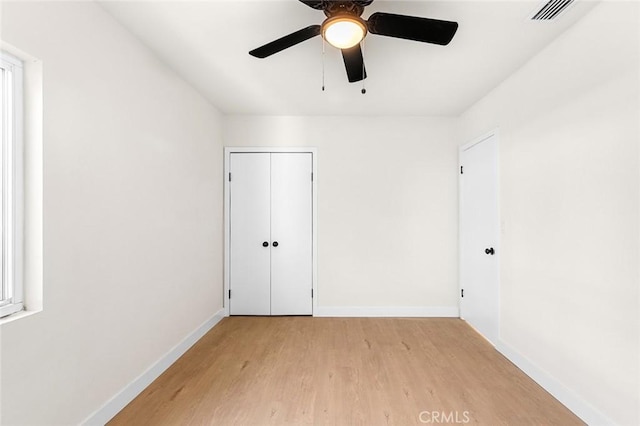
[0,307,41,326]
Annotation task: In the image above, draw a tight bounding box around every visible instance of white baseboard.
[496,340,615,426]
[313,306,459,317]
[82,308,226,426]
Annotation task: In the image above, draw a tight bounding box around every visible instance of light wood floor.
[109,317,583,425]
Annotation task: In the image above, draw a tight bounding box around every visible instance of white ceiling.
[99,0,599,116]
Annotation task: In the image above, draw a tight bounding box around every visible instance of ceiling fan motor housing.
[323,1,369,18]
[299,0,373,15]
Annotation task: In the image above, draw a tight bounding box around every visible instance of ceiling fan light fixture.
[322,16,367,49]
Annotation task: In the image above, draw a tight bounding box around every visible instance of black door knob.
[262,241,269,247]
[485,247,495,255]
[272,241,279,247]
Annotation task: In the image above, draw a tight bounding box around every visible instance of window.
[0,51,24,318]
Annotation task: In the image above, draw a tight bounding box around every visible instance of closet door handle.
[262,241,269,247]
[272,241,279,247]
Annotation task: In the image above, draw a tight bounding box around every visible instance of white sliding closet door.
[229,152,313,316]
[271,153,313,315]
[229,153,271,315]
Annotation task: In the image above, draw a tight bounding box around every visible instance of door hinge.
[228,289,231,299]
[311,288,314,298]
[460,166,463,174]
[311,172,314,182]
[461,289,464,298]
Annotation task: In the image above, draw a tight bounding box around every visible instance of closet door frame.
[223,147,318,317]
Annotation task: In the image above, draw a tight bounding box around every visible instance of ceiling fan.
[249,0,459,83]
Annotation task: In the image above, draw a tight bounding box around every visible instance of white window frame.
[0,51,24,318]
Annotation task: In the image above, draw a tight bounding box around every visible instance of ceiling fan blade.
[298,0,324,9]
[249,25,321,58]
[367,12,458,46]
[342,44,367,83]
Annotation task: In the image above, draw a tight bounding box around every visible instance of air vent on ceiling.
[530,0,575,20]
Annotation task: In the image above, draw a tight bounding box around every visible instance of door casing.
[224,147,318,317]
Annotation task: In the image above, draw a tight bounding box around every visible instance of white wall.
[459,2,639,425]
[0,2,224,424]
[224,116,459,314]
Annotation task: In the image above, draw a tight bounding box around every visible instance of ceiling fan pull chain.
[361,39,366,95]
[321,37,326,91]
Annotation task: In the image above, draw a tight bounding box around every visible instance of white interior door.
[229,153,271,315]
[460,132,500,344]
[270,153,313,315]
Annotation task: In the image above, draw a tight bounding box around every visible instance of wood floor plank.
[108,317,584,426]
